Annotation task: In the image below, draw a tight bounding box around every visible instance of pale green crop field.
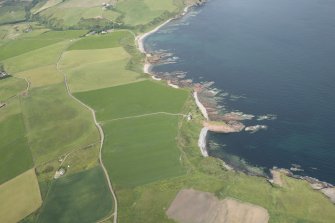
[60,47,142,92]
[0,169,42,223]
[16,65,63,88]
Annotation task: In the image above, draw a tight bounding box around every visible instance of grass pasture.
[103,115,185,187]
[75,80,189,121]
[0,76,26,101]
[67,31,132,51]
[115,0,177,26]
[0,114,33,184]
[16,65,63,88]
[0,30,86,61]
[38,166,113,223]
[0,169,42,223]
[61,47,142,92]
[21,84,99,165]
[0,2,27,25]
[3,40,70,74]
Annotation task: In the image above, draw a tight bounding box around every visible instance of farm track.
[56,43,118,223]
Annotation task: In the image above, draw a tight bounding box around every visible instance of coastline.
[134,0,335,204]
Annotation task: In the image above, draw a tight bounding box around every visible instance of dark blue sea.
[144,0,335,184]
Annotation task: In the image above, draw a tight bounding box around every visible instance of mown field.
[37,166,113,223]
[0,169,42,223]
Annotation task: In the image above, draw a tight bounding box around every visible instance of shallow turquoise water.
[145,0,335,183]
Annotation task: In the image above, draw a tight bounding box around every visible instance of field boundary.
[102,112,186,123]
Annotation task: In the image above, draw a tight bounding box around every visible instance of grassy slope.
[37,166,113,223]
[0,3,27,25]
[0,169,42,223]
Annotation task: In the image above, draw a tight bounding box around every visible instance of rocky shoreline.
[136,0,335,205]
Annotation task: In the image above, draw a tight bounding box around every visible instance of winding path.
[56,45,118,223]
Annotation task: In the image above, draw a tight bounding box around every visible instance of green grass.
[21,84,99,165]
[0,30,86,61]
[37,166,113,223]
[38,6,104,28]
[67,31,131,51]
[75,80,189,121]
[0,114,33,184]
[61,46,142,92]
[0,3,27,25]
[16,65,63,88]
[115,0,177,26]
[3,40,70,74]
[0,169,42,223]
[103,114,185,187]
[0,76,26,101]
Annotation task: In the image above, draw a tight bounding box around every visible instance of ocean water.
[144,0,335,183]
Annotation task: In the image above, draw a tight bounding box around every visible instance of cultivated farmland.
[0,76,26,101]
[21,83,99,165]
[60,47,142,92]
[0,114,33,184]
[75,80,189,121]
[37,166,113,223]
[0,169,42,223]
[103,114,185,187]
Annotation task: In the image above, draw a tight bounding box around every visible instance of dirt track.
[167,189,269,223]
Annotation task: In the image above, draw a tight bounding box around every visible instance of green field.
[75,80,189,121]
[0,2,27,25]
[0,76,26,101]
[0,114,33,184]
[115,0,177,26]
[21,83,99,165]
[103,114,185,187]
[0,169,42,223]
[38,166,113,223]
[16,65,63,88]
[0,30,86,61]
[67,31,132,51]
[60,47,142,92]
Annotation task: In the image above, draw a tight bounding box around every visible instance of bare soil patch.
[166,189,269,223]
